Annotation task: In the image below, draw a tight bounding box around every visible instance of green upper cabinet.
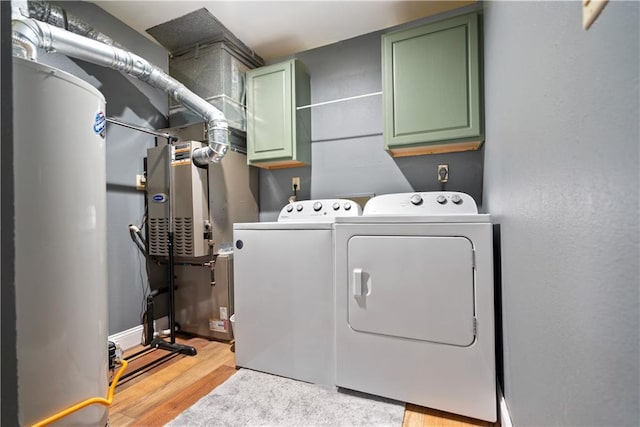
[246,59,311,169]
[383,13,483,157]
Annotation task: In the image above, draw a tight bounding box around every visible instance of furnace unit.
[147,141,211,258]
[145,122,259,341]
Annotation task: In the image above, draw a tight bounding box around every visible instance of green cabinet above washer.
[246,59,311,169]
[383,13,483,157]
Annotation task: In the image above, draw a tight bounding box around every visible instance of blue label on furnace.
[93,111,106,138]
[152,193,167,203]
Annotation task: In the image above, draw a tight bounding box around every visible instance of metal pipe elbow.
[11,17,44,59]
[11,30,38,60]
[192,119,229,166]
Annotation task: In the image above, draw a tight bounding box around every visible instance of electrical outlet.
[292,177,301,191]
[135,174,146,190]
[583,0,608,30]
[437,164,449,183]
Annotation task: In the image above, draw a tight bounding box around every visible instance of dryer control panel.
[278,199,363,222]
[363,192,478,216]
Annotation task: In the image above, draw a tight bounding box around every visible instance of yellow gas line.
[32,359,128,427]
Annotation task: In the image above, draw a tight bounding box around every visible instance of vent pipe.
[11,3,229,164]
[27,0,119,47]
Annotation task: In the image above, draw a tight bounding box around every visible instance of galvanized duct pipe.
[27,0,118,47]
[11,7,229,164]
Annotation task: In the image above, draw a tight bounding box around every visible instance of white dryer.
[334,192,496,422]
[233,199,361,385]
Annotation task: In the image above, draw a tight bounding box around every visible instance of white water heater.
[13,57,109,426]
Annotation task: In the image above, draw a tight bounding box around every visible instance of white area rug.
[166,368,405,426]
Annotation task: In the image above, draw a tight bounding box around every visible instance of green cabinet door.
[246,59,311,169]
[383,13,483,156]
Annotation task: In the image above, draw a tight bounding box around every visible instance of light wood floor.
[109,335,497,426]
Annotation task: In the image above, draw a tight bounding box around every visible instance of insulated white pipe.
[11,13,229,164]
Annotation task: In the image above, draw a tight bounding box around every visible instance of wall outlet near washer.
[437,164,449,183]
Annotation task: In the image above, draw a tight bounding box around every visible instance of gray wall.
[483,1,639,426]
[258,3,484,220]
[38,2,169,334]
[258,1,640,424]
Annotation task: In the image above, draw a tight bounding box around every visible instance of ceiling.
[91,1,474,61]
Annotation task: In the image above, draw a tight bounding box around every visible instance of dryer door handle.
[353,268,364,296]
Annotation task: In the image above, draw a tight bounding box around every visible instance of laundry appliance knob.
[410,194,423,205]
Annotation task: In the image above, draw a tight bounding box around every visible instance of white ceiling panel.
[91,0,474,60]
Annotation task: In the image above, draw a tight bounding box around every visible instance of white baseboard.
[498,384,513,427]
[108,325,143,351]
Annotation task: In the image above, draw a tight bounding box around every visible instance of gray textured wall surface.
[483,1,639,425]
[258,3,484,221]
[36,2,169,334]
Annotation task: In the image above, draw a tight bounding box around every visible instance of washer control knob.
[344,202,352,211]
[436,195,447,205]
[451,194,463,205]
[332,202,341,211]
[410,194,423,205]
[296,204,303,212]
[313,201,323,212]
[286,205,294,213]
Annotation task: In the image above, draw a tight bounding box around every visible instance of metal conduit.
[11,3,229,164]
[28,0,119,47]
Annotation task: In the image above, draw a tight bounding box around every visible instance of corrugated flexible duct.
[11,2,229,164]
[27,0,119,47]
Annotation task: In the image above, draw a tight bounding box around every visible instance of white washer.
[233,199,362,385]
[334,192,496,422]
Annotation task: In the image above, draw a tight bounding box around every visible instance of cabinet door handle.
[353,268,364,296]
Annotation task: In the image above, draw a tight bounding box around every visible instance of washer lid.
[347,235,476,347]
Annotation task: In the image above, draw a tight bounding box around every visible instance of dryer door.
[347,235,475,346]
